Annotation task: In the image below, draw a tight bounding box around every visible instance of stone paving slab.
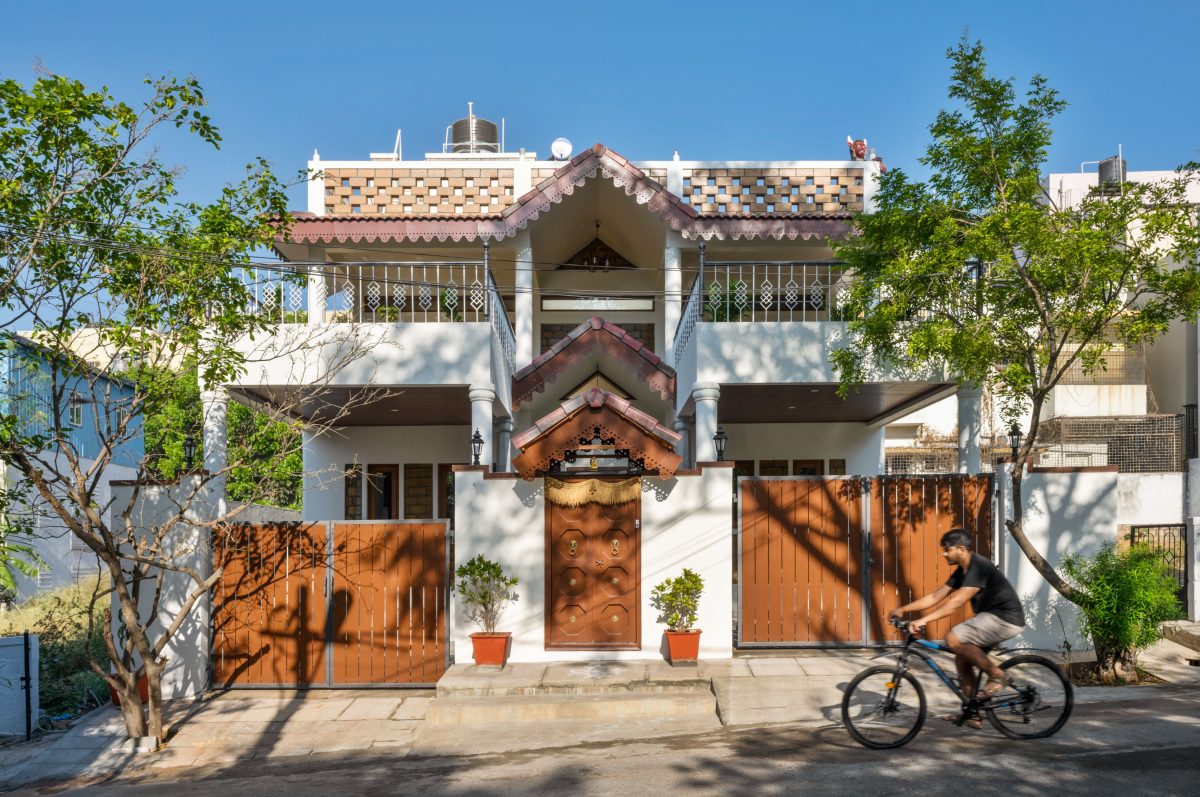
[338,697,406,720]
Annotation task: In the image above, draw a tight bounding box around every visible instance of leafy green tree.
[1062,544,1183,681]
[141,361,301,508]
[0,71,378,743]
[833,39,1200,604]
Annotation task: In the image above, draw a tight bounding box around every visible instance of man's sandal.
[978,677,1013,701]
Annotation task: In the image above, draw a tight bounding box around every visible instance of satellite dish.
[550,137,573,160]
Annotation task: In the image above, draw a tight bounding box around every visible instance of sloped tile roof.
[512,317,675,410]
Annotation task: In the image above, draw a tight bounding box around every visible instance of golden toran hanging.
[544,476,641,507]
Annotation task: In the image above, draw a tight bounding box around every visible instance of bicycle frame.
[885,634,974,706]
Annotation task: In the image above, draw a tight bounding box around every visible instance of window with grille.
[68,392,83,427]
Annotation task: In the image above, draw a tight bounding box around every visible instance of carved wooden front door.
[545,494,640,650]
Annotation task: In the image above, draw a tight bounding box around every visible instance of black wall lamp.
[713,427,728,461]
[471,428,484,466]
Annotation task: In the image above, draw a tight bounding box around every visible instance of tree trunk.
[1095,641,1140,683]
[116,671,148,739]
[1008,440,1081,605]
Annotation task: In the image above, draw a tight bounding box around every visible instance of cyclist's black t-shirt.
[946,553,1026,627]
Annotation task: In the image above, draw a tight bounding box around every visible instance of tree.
[0,71,383,741]
[832,39,1200,604]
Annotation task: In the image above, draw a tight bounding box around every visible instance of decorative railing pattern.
[701,261,851,323]
[673,274,702,370]
[235,259,515,372]
[488,270,516,372]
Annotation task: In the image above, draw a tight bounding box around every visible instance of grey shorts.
[950,613,1024,648]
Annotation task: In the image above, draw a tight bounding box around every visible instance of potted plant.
[651,568,704,664]
[454,554,519,667]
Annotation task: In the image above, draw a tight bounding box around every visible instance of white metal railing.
[673,274,702,370]
[237,261,506,325]
[488,270,516,372]
[672,261,853,366]
[701,261,852,323]
[320,261,491,324]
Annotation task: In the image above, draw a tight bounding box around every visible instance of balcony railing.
[236,259,515,370]
[672,258,853,369]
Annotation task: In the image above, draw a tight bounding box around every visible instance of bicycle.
[841,617,1073,749]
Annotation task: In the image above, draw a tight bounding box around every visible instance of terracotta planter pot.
[470,632,512,666]
[664,629,702,663]
[109,674,149,707]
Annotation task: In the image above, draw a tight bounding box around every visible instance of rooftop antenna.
[392,129,403,160]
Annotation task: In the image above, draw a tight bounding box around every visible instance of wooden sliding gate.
[212,520,448,687]
[739,475,992,646]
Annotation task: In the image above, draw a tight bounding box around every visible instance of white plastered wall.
[302,426,470,521]
[452,466,734,663]
[722,422,885,476]
[1116,473,1186,526]
[109,477,219,700]
[998,470,1118,654]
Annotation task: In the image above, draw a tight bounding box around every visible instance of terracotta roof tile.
[513,388,681,453]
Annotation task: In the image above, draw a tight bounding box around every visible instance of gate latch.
[634,520,640,529]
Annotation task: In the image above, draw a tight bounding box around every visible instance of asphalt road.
[27,687,1200,796]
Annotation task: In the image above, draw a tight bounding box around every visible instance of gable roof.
[510,387,682,479]
[281,145,853,245]
[512,317,675,410]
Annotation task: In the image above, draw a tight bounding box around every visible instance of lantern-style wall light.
[470,428,484,466]
[713,427,728,461]
[1008,424,1022,463]
[183,434,198,470]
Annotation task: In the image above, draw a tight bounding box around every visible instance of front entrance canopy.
[511,388,682,479]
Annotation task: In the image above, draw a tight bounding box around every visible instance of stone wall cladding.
[324,168,516,216]
[680,167,865,214]
[404,463,433,519]
[540,323,654,356]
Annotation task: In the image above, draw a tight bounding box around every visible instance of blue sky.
[2,1,1198,211]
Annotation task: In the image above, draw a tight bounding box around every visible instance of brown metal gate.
[212,520,448,686]
[739,475,992,646]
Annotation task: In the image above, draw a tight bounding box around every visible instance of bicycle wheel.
[842,665,927,749]
[983,654,1073,739]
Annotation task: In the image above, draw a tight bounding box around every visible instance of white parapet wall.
[0,634,37,736]
[998,469,1119,654]
[1116,472,1186,526]
[452,465,734,663]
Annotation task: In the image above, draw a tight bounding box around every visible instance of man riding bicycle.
[889,529,1026,703]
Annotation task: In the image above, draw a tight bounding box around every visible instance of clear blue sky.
[2,1,1198,212]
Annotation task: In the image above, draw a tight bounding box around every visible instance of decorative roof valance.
[511,388,682,480]
[513,317,675,410]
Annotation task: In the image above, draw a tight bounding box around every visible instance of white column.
[692,382,721,462]
[514,232,533,366]
[307,149,323,214]
[673,416,690,470]
[663,239,682,364]
[307,246,327,327]
[496,418,513,473]
[957,382,983,473]
[200,386,229,516]
[469,384,496,468]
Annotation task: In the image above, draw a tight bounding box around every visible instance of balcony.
[230,261,516,408]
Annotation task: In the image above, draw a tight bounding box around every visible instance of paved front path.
[26,687,1200,797]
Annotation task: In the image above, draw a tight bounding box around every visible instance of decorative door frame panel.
[212,520,448,687]
[738,475,993,648]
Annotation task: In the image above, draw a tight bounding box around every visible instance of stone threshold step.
[425,690,718,725]
[1162,622,1200,654]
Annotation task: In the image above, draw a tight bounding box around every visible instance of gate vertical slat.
[849,479,865,644]
[799,479,814,642]
[753,481,769,642]
[781,478,798,643]
[767,480,784,641]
